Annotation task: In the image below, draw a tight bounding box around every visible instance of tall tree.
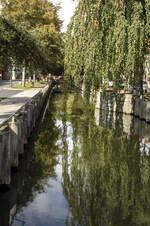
[0,0,64,85]
[65,0,150,96]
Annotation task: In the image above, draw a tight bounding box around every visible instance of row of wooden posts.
[0,85,50,185]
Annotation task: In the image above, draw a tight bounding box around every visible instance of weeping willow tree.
[65,0,150,96]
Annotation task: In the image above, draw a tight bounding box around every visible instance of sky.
[50,0,77,32]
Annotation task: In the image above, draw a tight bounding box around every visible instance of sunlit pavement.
[0,80,21,87]
[0,87,43,125]
[0,88,24,98]
[0,80,23,98]
[0,80,44,125]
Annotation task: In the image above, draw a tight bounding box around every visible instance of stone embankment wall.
[96,89,150,122]
[95,90,150,152]
[0,85,51,185]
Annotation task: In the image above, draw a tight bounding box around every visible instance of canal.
[1,92,150,226]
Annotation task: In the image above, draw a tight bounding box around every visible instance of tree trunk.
[10,73,12,88]
[33,71,36,87]
[12,66,16,80]
[33,71,36,82]
[28,75,32,83]
[22,66,26,87]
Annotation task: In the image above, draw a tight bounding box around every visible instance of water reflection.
[1,93,150,226]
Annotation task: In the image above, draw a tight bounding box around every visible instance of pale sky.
[51,0,77,32]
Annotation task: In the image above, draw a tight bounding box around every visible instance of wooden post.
[0,130,11,184]
[16,117,24,155]
[31,100,36,127]
[20,110,28,144]
[9,118,19,168]
[34,100,38,121]
[27,103,34,136]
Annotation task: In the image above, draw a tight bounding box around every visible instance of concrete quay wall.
[0,84,51,185]
[95,89,150,122]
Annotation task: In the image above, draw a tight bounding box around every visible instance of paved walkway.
[0,88,24,98]
[0,87,43,126]
[0,80,21,88]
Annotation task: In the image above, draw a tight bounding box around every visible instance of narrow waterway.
[1,92,150,226]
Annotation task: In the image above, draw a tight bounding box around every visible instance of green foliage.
[12,81,42,89]
[0,98,6,102]
[0,17,46,68]
[65,0,150,96]
[11,92,150,225]
[58,93,150,226]
[0,0,64,74]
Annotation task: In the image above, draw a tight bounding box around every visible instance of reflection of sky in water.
[56,120,73,152]
[55,119,74,172]
[55,119,79,182]
[140,140,150,156]
[13,164,71,226]
[10,94,150,226]
[12,119,73,226]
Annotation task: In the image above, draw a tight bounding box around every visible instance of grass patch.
[13,82,43,90]
[0,98,6,102]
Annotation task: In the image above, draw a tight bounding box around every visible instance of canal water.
[1,92,150,226]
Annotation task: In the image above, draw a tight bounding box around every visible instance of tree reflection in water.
[57,93,150,226]
[10,93,150,226]
[17,98,61,211]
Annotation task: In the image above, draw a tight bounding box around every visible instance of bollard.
[9,117,19,168]
[0,129,11,184]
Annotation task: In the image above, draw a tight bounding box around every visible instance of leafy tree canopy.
[0,0,64,74]
[65,0,150,96]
